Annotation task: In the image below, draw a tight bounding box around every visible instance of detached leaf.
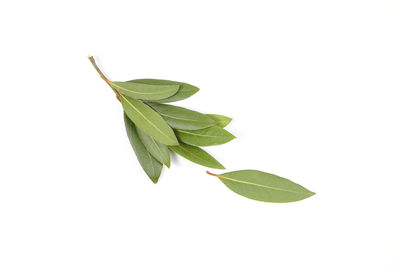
[169,143,224,169]
[137,127,171,168]
[132,79,199,103]
[207,170,315,203]
[124,114,162,183]
[110,81,179,100]
[206,114,232,128]
[146,102,216,130]
[176,126,235,146]
[121,94,178,146]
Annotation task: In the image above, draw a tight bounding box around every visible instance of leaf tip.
[299,191,316,201]
[150,177,159,184]
[169,139,180,146]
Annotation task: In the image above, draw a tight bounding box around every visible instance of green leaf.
[124,113,162,183]
[206,114,232,128]
[176,126,235,146]
[110,81,179,100]
[169,143,224,169]
[136,127,171,168]
[146,102,216,130]
[121,94,179,146]
[131,79,199,103]
[207,170,315,203]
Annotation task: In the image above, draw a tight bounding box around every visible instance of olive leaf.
[110,81,179,100]
[124,113,162,183]
[137,127,171,168]
[207,170,315,203]
[169,143,224,169]
[121,94,179,146]
[176,126,235,146]
[206,114,232,128]
[131,79,199,103]
[146,102,216,130]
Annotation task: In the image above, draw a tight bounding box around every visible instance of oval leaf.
[137,127,171,168]
[176,126,235,146]
[146,102,216,130]
[121,94,179,146]
[131,79,199,103]
[124,113,162,183]
[208,170,315,203]
[110,81,179,100]
[169,143,224,169]
[206,114,232,128]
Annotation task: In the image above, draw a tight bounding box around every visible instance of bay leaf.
[169,143,224,169]
[206,114,232,128]
[121,94,179,146]
[146,102,216,130]
[110,81,179,100]
[207,170,315,203]
[124,113,162,183]
[137,127,171,168]
[176,126,235,146]
[131,79,199,103]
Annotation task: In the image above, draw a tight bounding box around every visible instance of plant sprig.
[89,56,315,203]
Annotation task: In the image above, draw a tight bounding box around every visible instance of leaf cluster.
[89,56,315,203]
[117,78,233,182]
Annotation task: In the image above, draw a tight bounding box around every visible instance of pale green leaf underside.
[110,81,179,100]
[131,79,199,103]
[124,113,162,183]
[137,127,171,168]
[146,102,216,130]
[121,95,178,146]
[169,143,224,169]
[176,126,235,146]
[217,170,315,203]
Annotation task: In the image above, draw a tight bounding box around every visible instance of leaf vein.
[112,83,174,95]
[217,175,308,195]
[121,95,173,142]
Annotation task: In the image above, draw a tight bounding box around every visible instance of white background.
[1,0,399,266]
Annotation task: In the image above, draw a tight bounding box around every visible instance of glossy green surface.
[132,79,199,103]
[176,126,235,146]
[146,102,216,130]
[110,81,179,100]
[137,127,170,168]
[206,114,232,128]
[124,114,162,183]
[121,95,179,146]
[214,170,315,203]
[169,143,224,169]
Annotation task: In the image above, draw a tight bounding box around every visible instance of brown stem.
[88,55,121,102]
[206,171,219,177]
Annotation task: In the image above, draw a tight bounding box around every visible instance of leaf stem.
[88,55,121,102]
[206,171,219,177]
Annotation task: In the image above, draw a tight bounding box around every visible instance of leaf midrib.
[177,129,225,138]
[112,82,176,95]
[158,112,206,123]
[217,175,311,195]
[150,136,166,162]
[174,145,209,164]
[121,95,174,143]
